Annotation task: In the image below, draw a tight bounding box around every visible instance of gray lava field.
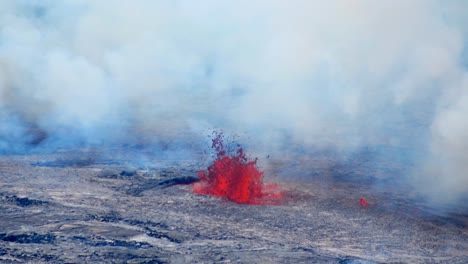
[0,148,467,263]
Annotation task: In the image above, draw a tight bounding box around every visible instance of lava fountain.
[193,132,283,205]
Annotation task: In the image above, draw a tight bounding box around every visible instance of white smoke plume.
[0,0,467,205]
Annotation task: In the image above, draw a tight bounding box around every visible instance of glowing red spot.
[360,198,369,207]
[193,132,283,205]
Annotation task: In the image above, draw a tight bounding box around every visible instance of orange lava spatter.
[193,132,283,205]
[360,198,369,206]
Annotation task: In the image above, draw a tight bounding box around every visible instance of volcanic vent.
[193,132,283,205]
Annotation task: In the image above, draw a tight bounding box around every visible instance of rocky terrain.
[0,148,467,263]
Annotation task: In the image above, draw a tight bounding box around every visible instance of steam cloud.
[1,1,467,206]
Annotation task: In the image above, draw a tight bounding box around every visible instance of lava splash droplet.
[193,132,283,205]
[360,198,369,206]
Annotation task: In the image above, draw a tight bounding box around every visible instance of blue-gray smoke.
[1,0,467,206]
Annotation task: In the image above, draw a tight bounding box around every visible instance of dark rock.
[126,176,199,196]
[0,233,56,244]
[32,158,96,168]
[4,195,49,207]
[120,170,137,177]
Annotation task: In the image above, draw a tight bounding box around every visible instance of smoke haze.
[1,1,467,206]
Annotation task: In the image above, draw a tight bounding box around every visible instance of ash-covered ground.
[0,147,467,263]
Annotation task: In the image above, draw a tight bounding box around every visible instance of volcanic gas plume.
[1,1,468,207]
[194,132,283,205]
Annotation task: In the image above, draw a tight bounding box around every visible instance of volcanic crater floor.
[0,149,467,263]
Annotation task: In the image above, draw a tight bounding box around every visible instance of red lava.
[360,198,369,206]
[193,132,283,205]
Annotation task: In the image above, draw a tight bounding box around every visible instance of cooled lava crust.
[0,148,467,263]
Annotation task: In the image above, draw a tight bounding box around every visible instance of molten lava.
[193,132,283,205]
[360,198,369,206]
